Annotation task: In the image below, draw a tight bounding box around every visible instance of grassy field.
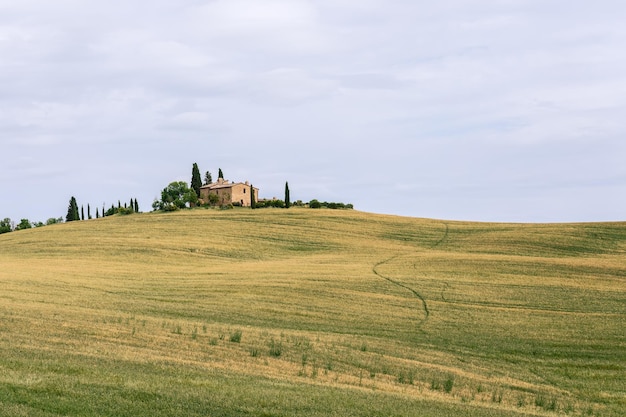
[0,208,624,416]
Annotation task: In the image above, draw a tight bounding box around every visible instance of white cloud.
[182,0,329,55]
[247,68,338,105]
[1,0,625,222]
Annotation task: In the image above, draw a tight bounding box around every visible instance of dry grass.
[0,208,624,416]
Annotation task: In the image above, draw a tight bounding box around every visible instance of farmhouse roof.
[200,179,257,190]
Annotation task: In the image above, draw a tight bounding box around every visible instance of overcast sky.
[2,1,625,223]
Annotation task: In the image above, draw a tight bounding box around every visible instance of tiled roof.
[200,181,258,190]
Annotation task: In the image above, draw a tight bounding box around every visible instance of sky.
[1,0,625,223]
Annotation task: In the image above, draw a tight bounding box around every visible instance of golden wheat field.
[0,208,624,416]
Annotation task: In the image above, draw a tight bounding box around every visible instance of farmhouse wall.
[199,180,258,207]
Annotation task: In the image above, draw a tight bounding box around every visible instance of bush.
[398,371,414,385]
[269,339,283,357]
[0,218,12,234]
[229,330,242,343]
[208,194,220,206]
[15,219,32,230]
[263,199,285,208]
[163,204,179,212]
[431,379,441,390]
[308,200,353,209]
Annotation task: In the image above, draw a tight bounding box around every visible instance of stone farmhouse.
[199,178,259,207]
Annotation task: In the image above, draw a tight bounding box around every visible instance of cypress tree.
[218,168,224,180]
[118,200,121,209]
[66,197,79,222]
[96,208,100,219]
[81,205,85,220]
[204,171,212,185]
[250,184,256,209]
[134,198,139,213]
[88,204,92,219]
[285,182,290,209]
[66,198,74,222]
[191,163,202,198]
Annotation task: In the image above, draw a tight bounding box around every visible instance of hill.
[0,209,625,416]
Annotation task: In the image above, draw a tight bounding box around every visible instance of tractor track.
[373,256,430,326]
[432,223,449,248]
[371,222,449,327]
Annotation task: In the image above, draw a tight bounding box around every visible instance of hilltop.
[1,208,625,416]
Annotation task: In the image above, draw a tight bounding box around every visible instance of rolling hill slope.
[1,208,625,416]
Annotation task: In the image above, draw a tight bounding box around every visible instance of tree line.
[0,196,141,235]
[65,197,140,222]
[1,162,352,235]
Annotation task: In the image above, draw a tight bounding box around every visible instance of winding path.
[371,222,449,327]
[372,257,430,326]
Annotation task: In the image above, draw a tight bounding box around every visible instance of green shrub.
[229,330,242,343]
[492,390,503,403]
[398,371,414,385]
[307,200,353,209]
[208,194,220,206]
[269,339,283,357]
[267,199,285,208]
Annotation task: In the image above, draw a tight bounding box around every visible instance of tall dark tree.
[218,168,224,180]
[204,171,212,185]
[118,200,121,209]
[87,204,92,220]
[66,197,79,222]
[285,182,291,209]
[81,205,85,220]
[250,184,256,209]
[96,207,100,219]
[191,163,202,198]
[134,198,139,213]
